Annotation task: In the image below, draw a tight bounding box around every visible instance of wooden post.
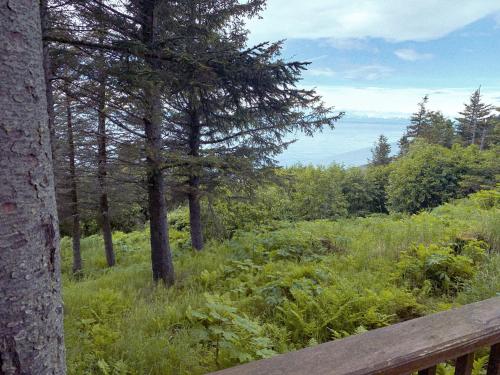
[488,344,500,375]
[455,353,474,375]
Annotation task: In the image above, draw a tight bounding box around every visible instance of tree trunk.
[471,118,477,145]
[40,0,56,160]
[97,66,115,267]
[0,1,66,373]
[66,93,82,274]
[144,110,175,285]
[188,177,204,251]
[141,0,175,285]
[188,106,204,251]
[479,126,488,151]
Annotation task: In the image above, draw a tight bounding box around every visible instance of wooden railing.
[209,297,500,375]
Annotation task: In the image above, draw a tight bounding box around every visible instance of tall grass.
[62,190,500,374]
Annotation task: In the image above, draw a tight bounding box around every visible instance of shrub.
[188,294,276,367]
[395,242,484,296]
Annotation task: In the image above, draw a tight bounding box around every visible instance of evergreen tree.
[456,87,493,147]
[65,89,83,274]
[425,111,454,147]
[137,0,176,285]
[398,95,430,155]
[406,95,430,139]
[488,108,500,147]
[397,134,410,156]
[370,135,392,166]
[399,97,455,150]
[161,1,340,250]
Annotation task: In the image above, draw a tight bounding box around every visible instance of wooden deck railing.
[209,297,500,375]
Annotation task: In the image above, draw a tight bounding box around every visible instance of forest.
[0,1,499,375]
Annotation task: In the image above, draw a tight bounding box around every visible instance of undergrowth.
[62,190,500,375]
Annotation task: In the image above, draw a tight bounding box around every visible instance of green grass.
[62,190,500,375]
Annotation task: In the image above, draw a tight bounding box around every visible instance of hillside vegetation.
[62,189,500,375]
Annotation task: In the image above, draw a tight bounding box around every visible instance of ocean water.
[277,116,408,167]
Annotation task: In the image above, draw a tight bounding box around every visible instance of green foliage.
[387,143,461,213]
[456,88,494,147]
[286,165,349,220]
[437,355,489,375]
[456,146,499,195]
[370,134,392,166]
[365,165,391,213]
[188,294,276,367]
[395,241,485,296]
[387,143,497,213]
[341,168,373,215]
[424,111,455,147]
[469,188,500,209]
[200,143,496,238]
[63,192,500,374]
[168,207,191,231]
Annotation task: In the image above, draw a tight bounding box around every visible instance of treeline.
[191,91,499,238]
[398,91,499,153]
[192,142,497,239]
[89,91,499,242]
[43,0,341,284]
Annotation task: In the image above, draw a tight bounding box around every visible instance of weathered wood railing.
[209,297,500,375]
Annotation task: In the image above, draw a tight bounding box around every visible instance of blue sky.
[247,0,500,118]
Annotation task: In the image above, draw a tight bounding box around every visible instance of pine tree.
[456,87,493,147]
[370,135,392,166]
[161,0,340,250]
[406,95,430,139]
[137,0,176,285]
[397,134,410,156]
[65,90,83,274]
[0,1,65,372]
[487,108,500,147]
[399,96,455,151]
[424,111,454,148]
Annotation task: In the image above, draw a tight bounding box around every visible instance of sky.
[246,0,500,119]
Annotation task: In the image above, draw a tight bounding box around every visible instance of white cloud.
[306,54,328,62]
[247,0,500,43]
[325,38,377,51]
[495,12,500,27]
[313,85,500,118]
[309,68,337,78]
[394,48,433,61]
[342,65,393,80]
[308,65,392,80]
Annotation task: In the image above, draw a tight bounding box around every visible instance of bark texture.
[0,1,66,373]
[142,0,174,285]
[144,94,174,285]
[479,127,487,151]
[188,107,203,250]
[97,70,115,267]
[40,0,56,160]
[65,93,82,274]
[188,181,204,251]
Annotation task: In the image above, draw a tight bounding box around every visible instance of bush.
[387,143,461,213]
[395,241,486,296]
[387,143,498,214]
